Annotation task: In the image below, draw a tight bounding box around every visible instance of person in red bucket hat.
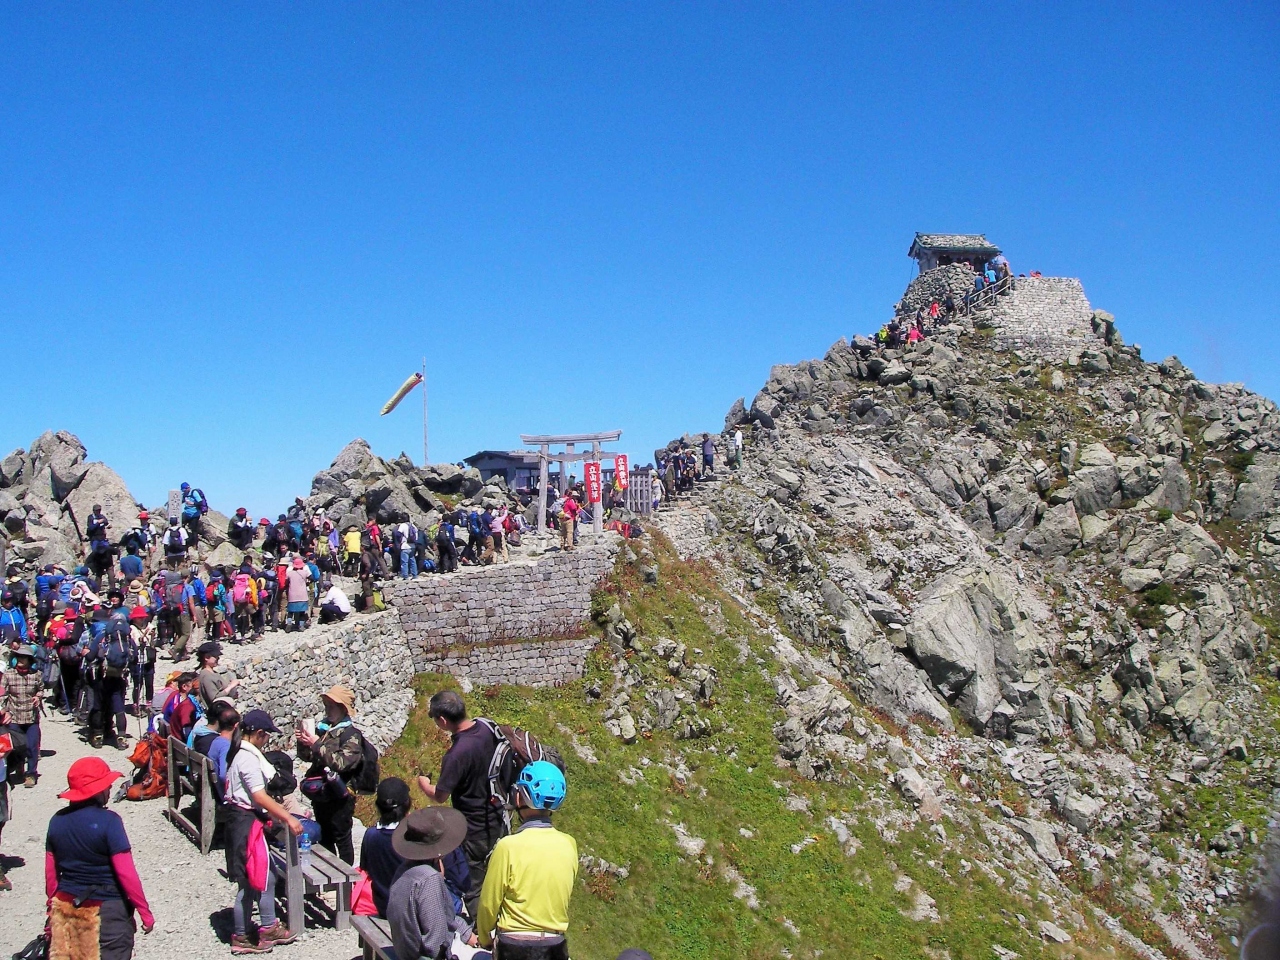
[46,757,154,958]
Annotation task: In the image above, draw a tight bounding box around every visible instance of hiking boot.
[23,774,37,788]
[230,934,271,954]
[90,734,103,749]
[256,922,297,947]
[0,872,11,891]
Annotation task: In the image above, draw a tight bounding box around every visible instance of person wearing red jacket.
[46,757,154,959]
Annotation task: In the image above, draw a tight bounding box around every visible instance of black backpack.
[350,731,380,794]
[264,750,298,800]
[360,529,374,551]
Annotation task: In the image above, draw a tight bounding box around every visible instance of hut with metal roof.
[908,233,1001,273]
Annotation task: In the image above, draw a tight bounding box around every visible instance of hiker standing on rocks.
[559,495,581,553]
[46,757,155,957]
[284,556,311,632]
[1,644,43,786]
[224,709,301,955]
[435,515,458,574]
[416,690,502,917]
[296,684,366,864]
[475,761,577,959]
[162,518,188,570]
[128,605,156,716]
[701,435,716,479]
[180,482,208,549]
[386,808,477,959]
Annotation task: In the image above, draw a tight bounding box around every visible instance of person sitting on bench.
[387,807,476,960]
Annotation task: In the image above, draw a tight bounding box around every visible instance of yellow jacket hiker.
[475,761,577,955]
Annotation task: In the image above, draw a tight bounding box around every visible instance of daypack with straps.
[476,718,565,825]
[102,617,134,677]
[232,573,251,605]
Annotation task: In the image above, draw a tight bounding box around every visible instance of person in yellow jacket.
[475,761,576,960]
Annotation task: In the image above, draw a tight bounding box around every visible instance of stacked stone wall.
[991,277,1100,360]
[382,540,618,678]
[212,542,618,749]
[218,610,414,749]
[422,635,598,687]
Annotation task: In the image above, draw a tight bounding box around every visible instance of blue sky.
[1,3,1276,516]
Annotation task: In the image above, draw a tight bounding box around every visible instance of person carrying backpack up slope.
[475,761,577,960]
[179,482,208,550]
[295,684,378,864]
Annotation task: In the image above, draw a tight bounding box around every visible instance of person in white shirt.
[224,709,302,954]
[319,580,353,624]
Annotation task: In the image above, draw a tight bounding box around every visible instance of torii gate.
[520,430,624,536]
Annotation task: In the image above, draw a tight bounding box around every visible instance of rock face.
[905,568,1051,734]
[307,439,516,530]
[0,432,143,572]
[651,269,1280,950]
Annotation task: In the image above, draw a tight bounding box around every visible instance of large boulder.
[1068,444,1120,516]
[905,568,1050,733]
[1021,502,1082,557]
[323,439,377,484]
[63,463,140,545]
[28,431,89,500]
[420,463,465,495]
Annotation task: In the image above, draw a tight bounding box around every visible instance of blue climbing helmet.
[515,760,566,811]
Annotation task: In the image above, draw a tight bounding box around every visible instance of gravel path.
[0,710,360,959]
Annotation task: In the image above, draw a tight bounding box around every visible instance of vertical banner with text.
[584,461,603,504]
[613,454,629,489]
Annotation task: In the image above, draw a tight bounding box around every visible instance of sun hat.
[322,685,356,715]
[292,557,304,569]
[12,644,38,661]
[129,606,149,621]
[128,579,144,592]
[59,757,123,803]
[391,808,467,862]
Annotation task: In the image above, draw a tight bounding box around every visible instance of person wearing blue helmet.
[475,759,577,959]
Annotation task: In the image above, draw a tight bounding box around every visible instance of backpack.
[264,750,298,800]
[125,732,169,801]
[6,579,29,610]
[468,513,484,538]
[350,730,380,794]
[163,574,185,610]
[360,529,374,551]
[103,617,133,676]
[476,718,565,821]
[205,581,220,604]
[165,527,186,553]
[193,489,209,515]
[232,573,251,605]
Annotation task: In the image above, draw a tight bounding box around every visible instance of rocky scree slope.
[665,305,1280,955]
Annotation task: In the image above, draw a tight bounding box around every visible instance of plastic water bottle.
[298,831,312,870]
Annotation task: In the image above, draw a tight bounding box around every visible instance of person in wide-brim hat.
[392,807,468,862]
[386,808,475,959]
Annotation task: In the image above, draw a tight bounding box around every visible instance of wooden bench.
[269,828,361,932]
[165,736,217,855]
[351,914,399,960]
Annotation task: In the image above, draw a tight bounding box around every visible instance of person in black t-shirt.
[416,690,501,917]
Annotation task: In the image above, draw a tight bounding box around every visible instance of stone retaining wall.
[382,539,618,671]
[992,277,1100,361]
[217,610,415,750]
[420,634,598,688]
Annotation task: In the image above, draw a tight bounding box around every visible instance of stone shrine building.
[908,233,1002,273]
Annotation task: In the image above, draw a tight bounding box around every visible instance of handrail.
[956,275,1015,317]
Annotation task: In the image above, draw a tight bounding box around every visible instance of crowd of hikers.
[0,477,682,959]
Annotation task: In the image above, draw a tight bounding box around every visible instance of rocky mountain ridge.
[648,276,1280,955]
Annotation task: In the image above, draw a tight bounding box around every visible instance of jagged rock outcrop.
[306,439,507,530]
[0,431,143,572]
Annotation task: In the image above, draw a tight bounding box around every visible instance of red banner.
[613,455,629,489]
[584,461,602,504]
